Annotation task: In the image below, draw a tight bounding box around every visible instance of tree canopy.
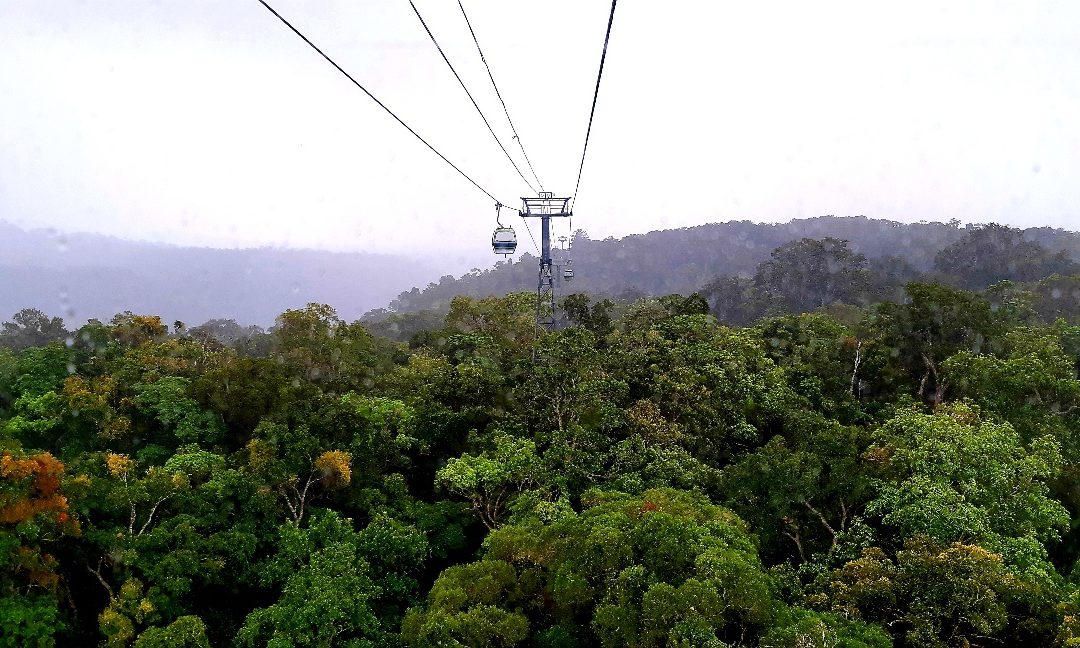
[4,223,1080,646]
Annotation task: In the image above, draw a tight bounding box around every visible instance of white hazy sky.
[2,1,1079,271]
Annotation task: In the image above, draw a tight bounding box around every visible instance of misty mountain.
[5,217,1079,330]
[375,216,1080,315]
[0,221,441,326]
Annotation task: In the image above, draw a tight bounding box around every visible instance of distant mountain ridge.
[375,216,1080,316]
[5,217,1079,329]
[0,221,442,326]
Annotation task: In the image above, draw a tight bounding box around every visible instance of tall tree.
[754,238,872,314]
[934,223,1079,288]
[866,282,1004,404]
[0,309,68,351]
[0,449,77,647]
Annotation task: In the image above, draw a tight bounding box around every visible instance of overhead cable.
[457,0,545,193]
[408,0,539,195]
[569,0,618,211]
[254,0,512,206]
[519,213,541,256]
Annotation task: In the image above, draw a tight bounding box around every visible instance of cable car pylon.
[519,192,572,331]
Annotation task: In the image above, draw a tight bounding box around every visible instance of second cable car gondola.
[563,260,574,281]
[491,203,517,255]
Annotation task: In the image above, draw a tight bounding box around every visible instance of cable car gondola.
[563,260,574,281]
[492,227,517,255]
[491,203,517,255]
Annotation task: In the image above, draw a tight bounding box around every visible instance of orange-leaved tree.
[1,449,80,645]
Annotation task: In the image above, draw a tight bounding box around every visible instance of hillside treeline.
[372,217,1080,318]
[5,251,1080,644]
[368,222,1080,341]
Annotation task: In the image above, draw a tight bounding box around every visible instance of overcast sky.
[2,1,1079,271]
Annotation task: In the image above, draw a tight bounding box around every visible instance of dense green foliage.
[5,228,1080,646]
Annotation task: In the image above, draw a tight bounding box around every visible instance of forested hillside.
[6,217,1078,331]
[367,222,1080,341]
[374,216,1080,317]
[6,218,1080,645]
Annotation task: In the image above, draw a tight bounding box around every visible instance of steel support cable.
[519,213,540,256]
[408,0,538,196]
[569,0,618,219]
[457,0,545,193]
[254,0,513,207]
